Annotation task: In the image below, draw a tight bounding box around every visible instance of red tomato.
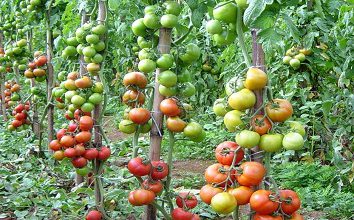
[85,210,102,220]
[176,192,198,209]
[98,146,111,160]
[250,190,279,215]
[280,190,301,214]
[127,157,151,176]
[133,189,155,205]
[35,55,47,67]
[60,135,75,148]
[151,161,169,180]
[128,108,151,125]
[49,140,62,151]
[83,148,99,160]
[215,141,244,166]
[72,157,88,168]
[141,179,164,194]
[265,99,293,122]
[160,98,181,117]
[236,162,266,186]
[204,163,236,186]
[171,208,194,220]
[79,116,94,131]
[253,214,282,220]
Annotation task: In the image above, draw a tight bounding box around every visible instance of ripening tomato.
[251,115,272,135]
[122,90,145,107]
[123,71,147,89]
[215,141,244,166]
[171,208,194,220]
[75,144,86,156]
[128,190,141,206]
[133,189,155,205]
[204,163,236,186]
[211,192,237,214]
[160,98,181,117]
[83,148,99,160]
[228,89,256,110]
[200,184,223,205]
[250,190,279,215]
[244,67,268,90]
[79,116,94,131]
[151,161,169,180]
[223,110,244,132]
[60,135,75,148]
[128,108,151,125]
[53,150,65,160]
[166,117,187,132]
[75,131,92,143]
[141,179,163,194]
[56,128,67,140]
[64,148,77,158]
[191,214,200,220]
[176,192,198,209]
[228,186,254,205]
[127,157,151,176]
[236,162,266,187]
[289,212,304,220]
[35,55,47,67]
[265,99,293,122]
[49,140,62,151]
[86,210,102,220]
[253,214,282,220]
[280,190,301,214]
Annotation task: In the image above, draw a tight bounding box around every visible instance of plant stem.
[152,201,171,220]
[264,152,271,190]
[164,130,175,212]
[132,126,141,158]
[232,206,239,220]
[236,7,251,67]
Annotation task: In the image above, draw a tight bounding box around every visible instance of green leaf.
[108,0,119,11]
[186,0,198,10]
[282,13,300,43]
[253,10,276,29]
[244,0,274,26]
[191,7,206,28]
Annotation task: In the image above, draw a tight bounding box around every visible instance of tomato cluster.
[206,2,240,46]
[8,102,31,132]
[283,47,312,70]
[1,39,30,74]
[23,51,47,82]
[171,192,200,220]
[250,189,303,220]
[2,81,21,109]
[25,0,46,12]
[62,21,107,67]
[127,157,168,206]
[49,114,111,174]
[213,67,306,152]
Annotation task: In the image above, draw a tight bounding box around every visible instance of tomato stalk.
[163,130,175,212]
[236,7,251,67]
[232,206,239,220]
[132,126,142,158]
[263,152,271,190]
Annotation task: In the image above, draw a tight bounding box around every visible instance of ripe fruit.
[200,184,223,205]
[244,67,268,90]
[176,192,198,209]
[86,210,102,220]
[128,108,151,125]
[127,157,152,177]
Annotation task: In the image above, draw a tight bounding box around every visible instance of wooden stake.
[144,28,172,220]
[0,32,7,121]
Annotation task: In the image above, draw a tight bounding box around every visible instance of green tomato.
[235,130,260,148]
[92,82,104,93]
[88,93,103,105]
[228,89,256,111]
[86,34,100,44]
[282,132,304,150]
[287,121,306,136]
[180,82,196,97]
[213,3,237,24]
[259,133,284,152]
[159,85,177,97]
[71,95,86,106]
[189,130,206,142]
[144,5,157,14]
[211,192,236,214]
[132,18,147,37]
[283,56,292,64]
[157,70,177,87]
[183,122,203,138]
[92,24,107,35]
[65,90,78,101]
[93,41,105,52]
[235,0,248,8]
[66,37,79,46]
[82,46,96,58]
[294,53,306,62]
[76,167,90,176]
[156,54,174,69]
[58,71,67,81]
[81,102,95,113]
[213,30,236,46]
[206,20,223,35]
[118,119,137,134]
[180,43,201,64]
[164,1,182,16]
[143,13,160,29]
[160,14,178,28]
[177,69,192,83]
[213,99,229,117]
[138,59,156,73]
[140,120,152,133]
[224,110,243,132]
[289,58,301,69]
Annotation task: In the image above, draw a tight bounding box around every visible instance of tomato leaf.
[282,13,300,43]
[243,0,274,26]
